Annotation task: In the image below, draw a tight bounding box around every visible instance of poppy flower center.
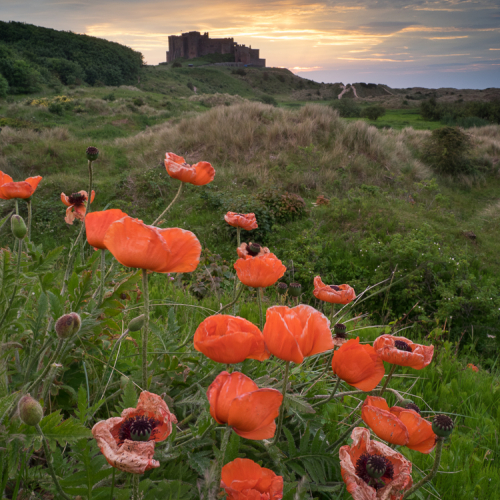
[118,415,159,444]
[355,453,394,490]
[329,285,341,291]
[247,243,262,256]
[333,323,347,338]
[394,340,412,352]
[405,402,421,414]
[68,192,86,206]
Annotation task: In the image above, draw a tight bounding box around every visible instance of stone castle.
[166,31,265,67]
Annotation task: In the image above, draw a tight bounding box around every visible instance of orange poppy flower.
[207,371,283,440]
[61,190,95,225]
[0,171,42,200]
[164,152,215,186]
[373,335,434,370]
[234,247,286,288]
[340,427,412,500]
[103,216,201,273]
[85,209,128,250]
[224,212,258,231]
[263,305,334,364]
[361,396,436,453]
[221,458,283,500]
[313,276,356,305]
[467,363,479,372]
[331,338,385,392]
[194,315,270,364]
[92,391,177,474]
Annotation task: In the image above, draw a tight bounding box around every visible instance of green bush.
[132,97,145,106]
[231,68,247,76]
[423,126,473,175]
[187,81,194,91]
[0,73,8,98]
[362,105,386,121]
[330,98,361,118]
[48,102,64,115]
[259,94,278,106]
[172,61,182,68]
[102,93,116,101]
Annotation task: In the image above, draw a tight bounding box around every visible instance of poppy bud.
[288,282,302,297]
[11,215,27,239]
[18,394,43,426]
[55,312,81,339]
[247,242,262,256]
[432,415,454,438]
[86,146,99,161]
[276,282,288,295]
[333,323,347,338]
[128,314,145,332]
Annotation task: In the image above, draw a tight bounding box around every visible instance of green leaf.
[0,392,20,423]
[188,450,212,476]
[224,431,240,464]
[285,393,315,414]
[47,290,64,321]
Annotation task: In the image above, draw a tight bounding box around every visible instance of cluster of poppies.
[1,150,445,500]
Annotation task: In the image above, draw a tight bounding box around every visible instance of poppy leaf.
[285,393,316,415]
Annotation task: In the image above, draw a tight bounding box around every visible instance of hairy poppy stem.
[86,160,93,217]
[35,424,72,500]
[256,287,264,330]
[402,438,444,499]
[26,198,32,242]
[0,238,23,332]
[61,221,86,296]
[236,227,241,248]
[98,249,106,305]
[41,363,62,409]
[272,361,290,446]
[312,376,341,407]
[379,364,397,396]
[142,269,150,389]
[152,181,183,226]
[131,473,140,500]
[15,199,18,215]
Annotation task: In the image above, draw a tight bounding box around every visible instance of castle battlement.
[166,31,265,67]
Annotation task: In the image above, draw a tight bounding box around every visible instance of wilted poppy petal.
[61,193,71,207]
[313,276,356,305]
[156,227,202,273]
[361,403,409,446]
[225,212,258,231]
[398,410,437,454]
[374,335,434,370]
[332,338,385,392]
[364,396,391,412]
[228,388,282,433]
[86,209,128,250]
[164,153,215,185]
[234,253,286,288]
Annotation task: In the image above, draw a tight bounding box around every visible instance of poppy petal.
[228,388,283,433]
[361,403,409,446]
[0,171,14,185]
[225,212,258,231]
[25,176,42,192]
[61,193,71,207]
[192,161,216,186]
[294,304,334,358]
[234,253,286,289]
[398,410,437,454]
[221,458,261,491]
[86,209,128,250]
[156,227,201,273]
[0,181,34,199]
[233,420,277,441]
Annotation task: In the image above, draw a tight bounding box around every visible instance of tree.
[363,105,386,121]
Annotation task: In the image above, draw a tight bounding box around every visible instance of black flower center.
[432,414,454,437]
[355,453,394,490]
[247,243,262,256]
[330,285,341,291]
[334,323,347,338]
[394,340,412,352]
[405,402,421,414]
[118,415,159,444]
[86,146,99,155]
[68,192,86,206]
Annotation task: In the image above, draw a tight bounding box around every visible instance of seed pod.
[11,215,27,239]
[86,146,99,161]
[18,394,43,426]
[55,312,82,339]
[288,282,302,297]
[432,414,454,438]
[333,323,347,338]
[128,314,145,332]
[276,282,288,295]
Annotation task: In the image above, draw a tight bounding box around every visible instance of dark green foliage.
[172,61,182,68]
[48,101,64,115]
[330,98,361,118]
[133,97,145,106]
[0,21,143,90]
[259,94,278,106]
[420,97,500,125]
[187,81,194,91]
[231,68,247,76]
[362,105,386,121]
[256,189,306,224]
[0,73,8,98]
[423,126,473,175]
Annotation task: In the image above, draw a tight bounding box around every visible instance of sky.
[2,0,500,89]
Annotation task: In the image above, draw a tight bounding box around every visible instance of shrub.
[362,105,386,121]
[102,93,116,101]
[277,74,286,83]
[133,97,145,107]
[423,126,473,175]
[48,102,64,115]
[256,189,307,223]
[187,81,194,91]
[259,95,278,107]
[330,99,361,118]
[231,68,247,76]
[0,73,8,98]
[172,61,182,68]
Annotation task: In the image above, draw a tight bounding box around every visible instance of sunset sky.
[2,0,500,88]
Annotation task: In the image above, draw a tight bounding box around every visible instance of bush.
[102,93,116,101]
[330,99,361,118]
[259,95,278,107]
[172,61,182,68]
[423,126,473,175]
[0,73,8,98]
[133,97,145,107]
[48,102,64,115]
[362,105,386,121]
[187,81,194,91]
[231,68,247,76]
[256,189,307,223]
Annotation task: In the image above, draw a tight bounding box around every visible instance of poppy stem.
[212,425,232,498]
[330,302,335,324]
[152,181,183,226]
[86,160,93,217]
[35,424,72,500]
[0,238,23,332]
[272,361,290,446]
[26,198,32,241]
[110,468,115,500]
[142,269,150,389]
[15,199,19,215]
[98,249,106,305]
[218,283,244,314]
[257,287,263,330]
[236,227,241,248]
[401,438,444,499]
[61,221,86,296]
[379,364,397,396]
[131,473,140,500]
[312,376,341,407]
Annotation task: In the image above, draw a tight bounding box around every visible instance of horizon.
[1,0,499,89]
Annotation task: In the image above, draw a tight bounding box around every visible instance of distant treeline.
[420,97,500,127]
[0,21,144,94]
